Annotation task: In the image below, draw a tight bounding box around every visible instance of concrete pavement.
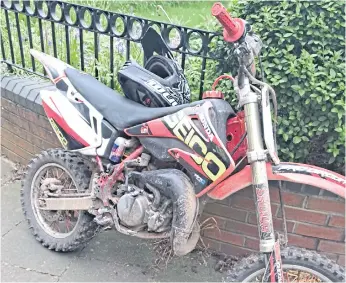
[1,158,226,282]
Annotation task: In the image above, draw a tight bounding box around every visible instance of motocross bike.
[22,2,345,282]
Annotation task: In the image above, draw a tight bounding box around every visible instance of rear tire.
[21,149,99,252]
[226,247,345,282]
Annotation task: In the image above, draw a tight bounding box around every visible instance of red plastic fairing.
[206,162,345,200]
[226,111,247,161]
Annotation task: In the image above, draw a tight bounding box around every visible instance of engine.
[116,184,173,232]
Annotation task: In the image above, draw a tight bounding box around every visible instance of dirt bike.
[22,2,345,282]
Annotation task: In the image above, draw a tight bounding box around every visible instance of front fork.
[244,102,275,251]
[239,77,283,282]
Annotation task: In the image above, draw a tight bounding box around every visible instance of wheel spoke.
[65,216,71,232]
[58,170,65,179]
[68,180,73,191]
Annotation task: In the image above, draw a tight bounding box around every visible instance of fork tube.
[244,101,275,253]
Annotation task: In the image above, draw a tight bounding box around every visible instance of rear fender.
[207,162,345,200]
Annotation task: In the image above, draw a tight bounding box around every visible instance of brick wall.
[201,183,345,265]
[1,75,345,265]
[1,76,60,164]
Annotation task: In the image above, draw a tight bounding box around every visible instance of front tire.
[21,149,99,252]
[226,247,345,282]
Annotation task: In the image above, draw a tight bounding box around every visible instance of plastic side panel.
[207,162,345,200]
[41,90,99,150]
[226,111,247,161]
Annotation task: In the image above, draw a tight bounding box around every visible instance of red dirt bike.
[22,2,345,282]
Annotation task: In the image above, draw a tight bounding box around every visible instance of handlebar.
[211,2,245,43]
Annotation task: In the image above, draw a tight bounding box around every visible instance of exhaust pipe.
[130,169,199,256]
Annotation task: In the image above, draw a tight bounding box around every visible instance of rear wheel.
[21,149,99,252]
[226,247,345,282]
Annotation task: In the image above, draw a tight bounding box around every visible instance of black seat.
[65,68,192,130]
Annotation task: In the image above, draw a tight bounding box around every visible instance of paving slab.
[1,181,24,236]
[59,257,151,282]
[78,230,157,265]
[1,222,79,276]
[78,230,224,282]
[0,157,227,282]
[1,262,59,282]
[1,158,14,181]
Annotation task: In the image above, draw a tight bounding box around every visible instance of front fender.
[207,162,345,200]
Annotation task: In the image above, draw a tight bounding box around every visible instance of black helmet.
[145,55,190,105]
[117,27,190,108]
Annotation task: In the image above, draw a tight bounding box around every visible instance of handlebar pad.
[211,2,245,43]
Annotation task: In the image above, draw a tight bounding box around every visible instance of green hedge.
[215,0,345,173]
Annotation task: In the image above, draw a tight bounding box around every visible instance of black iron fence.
[0,0,223,99]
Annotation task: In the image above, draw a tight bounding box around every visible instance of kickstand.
[278,180,288,246]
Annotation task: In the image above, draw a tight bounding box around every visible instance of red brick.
[2,99,18,115]
[318,240,345,255]
[248,213,257,225]
[321,252,338,261]
[4,128,36,153]
[1,146,26,164]
[244,237,259,250]
[37,114,51,129]
[272,218,295,233]
[200,213,227,229]
[2,128,36,154]
[4,108,31,131]
[16,105,27,118]
[225,220,258,237]
[248,213,294,233]
[294,223,343,241]
[2,137,33,161]
[40,138,60,149]
[25,131,45,149]
[337,255,345,266]
[306,197,345,215]
[204,203,247,221]
[283,206,328,225]
[271,203,279,216]
[2,115,59,151]
[220,242,252,256]
[269,188,305,207]
[216,198,230,206]
[1,98,9,109]
[203,229,244,246]
[244,204,278,217]
[236,186,253,198]
[329,216,345,228]
[31,124,58,145]
[23,109,39,123]
[287,234,317,249]
[230,195,255,211]
[199,237,220,252]
[1,117,22,137]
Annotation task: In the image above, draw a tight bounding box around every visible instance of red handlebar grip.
[212,2,238,35]
[211,2,245,43]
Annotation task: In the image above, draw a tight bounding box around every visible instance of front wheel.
[226,247,345,282]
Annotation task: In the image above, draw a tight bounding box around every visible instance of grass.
[71,1,215,28]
